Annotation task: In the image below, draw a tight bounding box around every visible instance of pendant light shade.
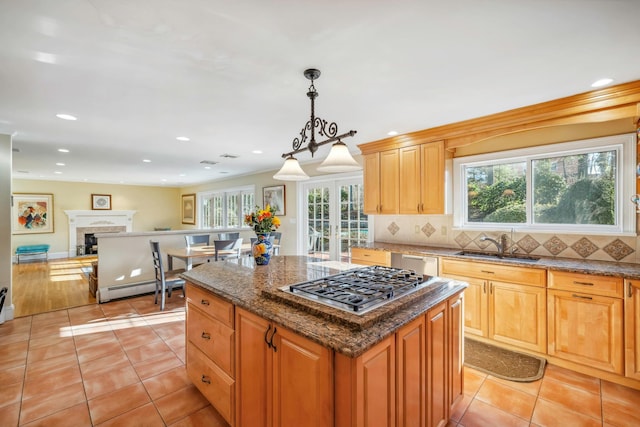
[317,141,362,172]
[273,155,309,181]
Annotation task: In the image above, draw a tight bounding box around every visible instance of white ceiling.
[3,0,640,187]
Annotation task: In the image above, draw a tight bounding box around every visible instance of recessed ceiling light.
[142,159,151,163]
[591,78,613,88]
[58,148,69,153]
[56,114,77,121]
[161,178,167,182]
[387,131,398,136]
[252,150,263,154]
[56,162,65,166]
[179,173,186,177]
[204,166,211,170]
[176,136,190,141]
[54,171,62,174]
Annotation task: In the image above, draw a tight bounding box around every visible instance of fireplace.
[64,210,136,258]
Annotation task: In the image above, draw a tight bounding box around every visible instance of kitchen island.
[182,255,467,427]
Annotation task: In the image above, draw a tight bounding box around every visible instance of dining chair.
[269,231,282,255]
[185,234,210,248]
[150,240,185,311]
[214,238,243,261]
[217,232,240,240]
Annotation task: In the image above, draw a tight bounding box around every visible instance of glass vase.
[252,233,273,265]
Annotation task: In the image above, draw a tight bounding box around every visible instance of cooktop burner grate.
[287,265,428,313]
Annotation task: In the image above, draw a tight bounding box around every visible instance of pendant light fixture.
[273,68,360,181]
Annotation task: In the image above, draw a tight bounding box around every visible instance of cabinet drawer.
[441,258,546,287]
[187,342,235,425]
[351,248,391,266]
[548,270,623,298]
[187,304,234,377]
[186,283,234,327]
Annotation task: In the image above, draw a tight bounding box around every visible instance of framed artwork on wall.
[92,194,112,210]
[12,193,54,234]
[182,193,196,224]
[263,185,286,216]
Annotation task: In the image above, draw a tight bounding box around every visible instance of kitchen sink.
[455,250,540,262]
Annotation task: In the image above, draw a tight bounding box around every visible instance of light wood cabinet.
[625,279,640,380]
[185,284,236,426]
[235,308,333,427]
[396,316,426,427]
[441,258,547,353]
[548,271,624,374]
[351,247,391,267]
[399,141,445,214]
[548,271,624,375]
[364,150,399,214]
[365,141,445,215]
[448,293,464,410]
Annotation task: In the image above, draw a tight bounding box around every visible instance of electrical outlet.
[414,225,420,234]
[441,226,447,235]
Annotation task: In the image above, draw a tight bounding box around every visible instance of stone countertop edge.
[353,242,640,279]
[181,256,467,358]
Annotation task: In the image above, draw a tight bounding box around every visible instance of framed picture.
[92,194,112,210]
[263,185,286,216]
[182,193,196,224]
[12,193,54,234]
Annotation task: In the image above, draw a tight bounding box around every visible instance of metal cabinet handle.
[200,299,210,306]
[483,283,486,294]
[481,270,495,274]
[201,332,211,340]
[630,281,634,298]
[572,281,594,286]
[571,294,593,300]
[269,326,278,352]
[264,324,272,348]
[201,375,211,384]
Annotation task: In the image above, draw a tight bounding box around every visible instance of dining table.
[165,244,252,270]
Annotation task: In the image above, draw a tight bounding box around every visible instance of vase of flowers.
[244,205,281,265]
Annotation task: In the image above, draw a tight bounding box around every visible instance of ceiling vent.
[220,153,239,159]
[12,148,19,152]
[200,160,219,165]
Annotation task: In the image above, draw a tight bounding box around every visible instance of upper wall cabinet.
[364,149,399,214]
[363,141,445,215]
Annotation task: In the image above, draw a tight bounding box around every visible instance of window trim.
[198,185,255,230]
[452,133,636,235]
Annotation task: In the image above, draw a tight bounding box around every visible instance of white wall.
[1,134,13,321]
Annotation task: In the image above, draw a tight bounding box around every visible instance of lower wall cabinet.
[626,279,640,380]
[548,271,624,375]
[350,247,391,267]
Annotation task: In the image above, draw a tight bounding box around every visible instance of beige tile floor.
[1,293,639,426]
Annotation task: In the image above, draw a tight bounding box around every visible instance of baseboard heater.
[97,280,156,303]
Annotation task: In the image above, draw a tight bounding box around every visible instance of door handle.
[264,324,272,348]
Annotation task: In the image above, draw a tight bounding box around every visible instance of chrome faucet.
[480,234,509,255]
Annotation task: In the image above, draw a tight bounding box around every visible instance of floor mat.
[464,337,546,382]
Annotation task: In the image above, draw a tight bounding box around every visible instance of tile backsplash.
[373,214,639,263]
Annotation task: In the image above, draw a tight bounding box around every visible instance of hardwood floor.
[12,256,97,317]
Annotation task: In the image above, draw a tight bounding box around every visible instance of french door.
[301,175,370,261]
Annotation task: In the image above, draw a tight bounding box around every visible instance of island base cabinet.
[426,301,448,427]
[335,336,396,427]
[548,289,624,374]
[186,342,235,425]
[235,308,333,427]
[625,280,640,380]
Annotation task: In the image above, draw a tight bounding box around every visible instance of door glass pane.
[307,187,330,259]
[339,183,368,261]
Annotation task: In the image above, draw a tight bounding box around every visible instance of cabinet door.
[379,149,399,214]
[420,141,445,214]
[446,274,487,337]
[399,146,421,214]
[363,153,381,214]
[625,280,640,379]
[271,327,333,427]
[548,289,623,374]
[397,316,426,427]
[448,293,464,410]
[235,308,271,427]
[426,301,448,427]
[489,281,546,353]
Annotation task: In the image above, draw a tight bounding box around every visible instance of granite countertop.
[353,242,640,279]
[181,256,467,358]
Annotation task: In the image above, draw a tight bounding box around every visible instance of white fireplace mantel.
[64,210,136,257]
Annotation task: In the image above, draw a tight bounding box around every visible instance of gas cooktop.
[280,265,432,315]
